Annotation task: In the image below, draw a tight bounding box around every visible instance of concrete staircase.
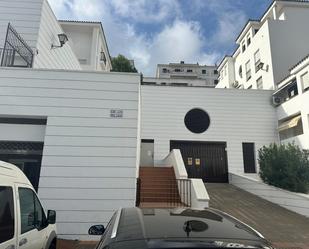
[138,167,182,207]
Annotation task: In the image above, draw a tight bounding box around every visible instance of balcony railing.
[0,23,33,68]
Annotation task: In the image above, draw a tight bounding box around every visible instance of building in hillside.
[59,20,112,71]
[1,0,309,242]
[144,61,218,87]
[0,0,138,240]
[216,0,309,90]
[272,55,309,150]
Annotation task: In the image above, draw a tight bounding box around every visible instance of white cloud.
[108,0,181,23]
[150,20,219,64]
[203,0,248,48]
[48,0,229,76]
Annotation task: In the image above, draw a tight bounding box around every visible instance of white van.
[0,161,57,249]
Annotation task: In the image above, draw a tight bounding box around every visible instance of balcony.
[273,78,298,105]
[0,23,33,68]
[170,70,198,79]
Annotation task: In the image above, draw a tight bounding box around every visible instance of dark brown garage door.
[170,141,228,183]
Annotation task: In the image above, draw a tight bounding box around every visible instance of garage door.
[170,141,228,183]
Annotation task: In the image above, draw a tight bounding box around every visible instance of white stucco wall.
[276,64,309,150]
[268,7,309,85]
[33,0,81,70]
[0,0,81,70]
[233,21,275,90]
[0,67,140,240]
[141,85,278,174]
[0,0,43,48]
[217,57,235,89]
[217,3,309,90]
[0,123,46,141]
[230,173,309,217]
[60,22,112,72]
[60,24,93,68]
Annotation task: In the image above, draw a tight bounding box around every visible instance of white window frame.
[300,71,309,92]
[254,50,261,72]
[242,41,246,52]
[256,76,263,89]
[245,60,251,81]
[247,34,251,46]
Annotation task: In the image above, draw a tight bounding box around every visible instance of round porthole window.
[184,108,210,134]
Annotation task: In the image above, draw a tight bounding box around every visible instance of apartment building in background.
[216,0,309,90]
[144,61,218,87]
[216,0,309,152]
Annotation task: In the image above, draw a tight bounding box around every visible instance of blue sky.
[48,0,272,76]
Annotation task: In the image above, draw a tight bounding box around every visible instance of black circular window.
[184,108,210,134]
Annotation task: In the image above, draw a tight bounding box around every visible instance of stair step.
[140,166,173,170]
[141,191,180,196]
[141,185,177,190]
[140,197,181,202]
[138,166,182,204]
[140,173,174,176]
[141,192,179,198]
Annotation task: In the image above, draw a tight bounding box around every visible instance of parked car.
[89,207,273,249]
[0,160,57,249]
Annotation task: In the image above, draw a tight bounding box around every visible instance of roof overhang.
[235,20,260,44]
[261,0,309,24]
[217,56,232,71]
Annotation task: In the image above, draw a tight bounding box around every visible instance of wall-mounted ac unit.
[231,81,239,88]
[272,96,282,106]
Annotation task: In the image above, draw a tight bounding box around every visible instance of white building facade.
[1,0,308,242]
[217,0,309,90]
[216,0,309,152]
[0,0,138,240]
[140,85,278,180]
[273,55,309,150]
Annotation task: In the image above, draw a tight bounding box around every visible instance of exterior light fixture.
[51,33,68,49]
[100,51,106,62]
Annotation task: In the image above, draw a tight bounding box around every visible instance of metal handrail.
[1,23,33,68]
[135,178,141,207]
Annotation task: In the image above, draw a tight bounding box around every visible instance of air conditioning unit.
[272,96,282,106]
[257,62,264,70]
[231,81,239,88]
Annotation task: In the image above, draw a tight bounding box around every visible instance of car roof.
[0,160,32,186]
[115,208,265,244]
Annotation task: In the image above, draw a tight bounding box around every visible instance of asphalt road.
[206,183,309,249]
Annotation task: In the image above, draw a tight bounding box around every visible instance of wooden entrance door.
[170,141,228,182]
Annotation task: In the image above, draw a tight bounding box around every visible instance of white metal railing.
[162,149,210,208]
